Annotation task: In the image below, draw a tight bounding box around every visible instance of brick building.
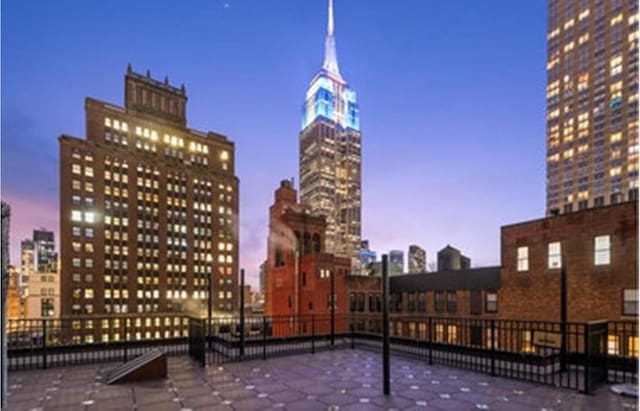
[59,66,239,321]
[500,201,637,323]
[264,180,350,334]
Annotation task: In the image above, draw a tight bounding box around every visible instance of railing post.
[240,269,245,359]
[490,319,496,376]
[42,319,47,370]
[428,317,433,365]
[262,316,267,360]
[311,315,316,354]
[382,254,391,396]
[583,323,590,394]
[331,270,336,348]
[124,318,128,362]
[351,322,355,349]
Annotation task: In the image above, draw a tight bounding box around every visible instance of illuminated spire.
[323,0,341,78]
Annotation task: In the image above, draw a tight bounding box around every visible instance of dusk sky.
[2,0,547,287]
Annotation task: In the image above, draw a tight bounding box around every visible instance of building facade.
[299,0,362,273]
[264,180,349,334]
[6,266,24,320]
[33,228,57,273]
[19,240,34,298]
[24,271,60,318]
[389,250,404,276]
[545,0,639,215]
[408,244,427,274]
[359,240,377,276]
[437,245,471,271]
[500,201,637,322]
[1,201,9,273]
[59,66,239,317]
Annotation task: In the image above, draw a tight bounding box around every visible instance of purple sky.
[2,0,547,287]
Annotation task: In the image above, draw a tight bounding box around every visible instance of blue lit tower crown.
[299,0,362,273]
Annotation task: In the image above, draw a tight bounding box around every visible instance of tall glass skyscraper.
[300,0,362,273]
[546,0,638,215]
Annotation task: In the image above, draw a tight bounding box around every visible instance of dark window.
[349,293,356,312]
[594,196,605,207]
[308,301,313,310]
[357,293,365,312]
[287,296,292,308]
[446,291,457,313]
[563,203,573,213]
[470,325,483,346]
[629,188,638,201]
[301,272,306,286]
[408,293,416,312]
[623,289,638,315]
[578,200,588,210]
[368,294,376,312]
[470,291,482,315]
[486,291,498,313]
[376,295,382,312]
[435,291,445,312]
[417,293,426,312]
[275,247,284,267]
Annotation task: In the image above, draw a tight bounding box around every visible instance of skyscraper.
[299,0,362,273]
[19,240,34,297]
[408,244,426,274]
[1,201,10,273]
[389,250,404,276]
[33,228,57,273]
[545,0,639,215]
[59,66,239,317]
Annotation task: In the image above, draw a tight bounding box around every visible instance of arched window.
[312,233,321,253]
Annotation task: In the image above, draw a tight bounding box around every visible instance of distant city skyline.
[2,0,547,287]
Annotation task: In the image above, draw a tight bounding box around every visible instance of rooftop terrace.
[6,349,636,411]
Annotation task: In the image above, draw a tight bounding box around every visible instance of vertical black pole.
[560,260,567,372]
[240,269,245,358]
[208,272,212,350]
[428,317,433,365]
[382,254,390,396]
[330,269,335,347]
[42,319,47,370]
[262,316,267,360]
[490,319,496,376]
[311,315,315,354]
[124,318,128,362]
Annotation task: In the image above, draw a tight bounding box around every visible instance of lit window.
[71,210,82,222]
[485,292,497,313]
[548,242,561,269]
[220,150,229,161]
[623,289,638,315]
[610,132,622,143]
[113,119,120,130]
[84,212,95,224]
[608,335,620,355]
[522,330,535,353]
[629,336,639,357]
[85,167,94,177]
[611,13,623,26]
[594,235,610,265]
[72,164,81,174]
[446,325,457,344]
[517,246,529,272]
[104,117,111,127]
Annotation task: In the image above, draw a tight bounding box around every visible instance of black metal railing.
[6,314,189,370]
[7,313,637,395]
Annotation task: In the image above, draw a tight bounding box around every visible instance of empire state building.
[299,0,362,273]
